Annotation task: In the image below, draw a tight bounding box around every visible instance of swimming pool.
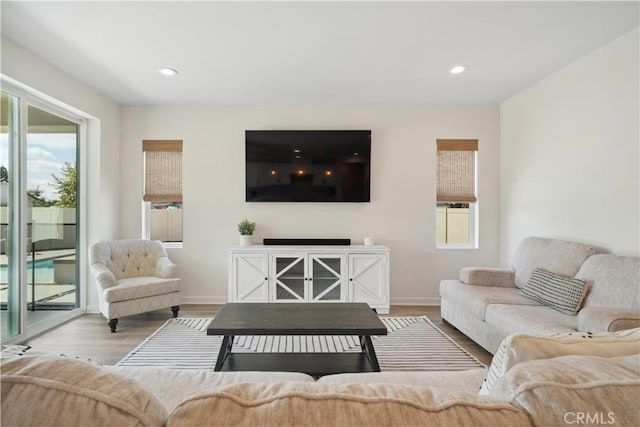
[0,259,55,284]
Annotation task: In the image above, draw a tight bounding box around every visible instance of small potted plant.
[238,218,256,246]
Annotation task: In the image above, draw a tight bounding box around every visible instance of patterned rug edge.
[116,316,486,371]
[417,316,486,367]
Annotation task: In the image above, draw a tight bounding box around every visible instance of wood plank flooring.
[24,305,493,366]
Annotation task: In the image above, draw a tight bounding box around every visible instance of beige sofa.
[2,346,638,427]
[440,236,640,354]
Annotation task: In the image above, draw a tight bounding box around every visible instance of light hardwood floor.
[24,305,493,366]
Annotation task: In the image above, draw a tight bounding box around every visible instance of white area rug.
[116,316,486,371]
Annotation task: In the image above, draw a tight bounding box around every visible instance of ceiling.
[1,1,638,105]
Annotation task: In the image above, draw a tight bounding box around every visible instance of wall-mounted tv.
[246,130,371,202]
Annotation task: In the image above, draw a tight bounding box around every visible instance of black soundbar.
[263,238,351,246]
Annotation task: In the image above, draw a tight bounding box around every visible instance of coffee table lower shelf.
[217,353,377,377]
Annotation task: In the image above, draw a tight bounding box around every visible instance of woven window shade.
[437,139,478,203]
[143,140,183,202]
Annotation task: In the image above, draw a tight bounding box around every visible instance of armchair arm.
[578,306,640,333]
[459,267,516,288]
[155,256,178,278]
[90,263,116,290]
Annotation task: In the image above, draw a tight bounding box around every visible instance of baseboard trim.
[88,298,438,309]
[86,301,227,313]
[179,297,439,306]
[180,296,228,305]
[89,298,438,309]
[390,297,440,306]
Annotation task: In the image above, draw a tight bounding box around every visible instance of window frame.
[141,140,183,248]
[436,140,478,250]
[142,201,183,248]
[436,201,478,250]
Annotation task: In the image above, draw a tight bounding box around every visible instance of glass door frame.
[3,90,23,341]
[271,254,306,302]
[309,254,345,302]
[1,77,88,344]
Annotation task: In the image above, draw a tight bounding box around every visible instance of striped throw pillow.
[521,268,588,315]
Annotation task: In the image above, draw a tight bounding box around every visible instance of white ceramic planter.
[239,235,253,246]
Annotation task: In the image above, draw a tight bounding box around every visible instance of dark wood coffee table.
[206,302,387,376]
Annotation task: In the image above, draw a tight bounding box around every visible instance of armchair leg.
[171,305,180,318]
[108,318,118,333]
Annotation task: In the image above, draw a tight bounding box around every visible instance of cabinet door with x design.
[348,253,388,309]
[229,253,269,302]
[271,253,346,302]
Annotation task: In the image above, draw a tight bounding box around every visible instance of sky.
[0,132,77,200]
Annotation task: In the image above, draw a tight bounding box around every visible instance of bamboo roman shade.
[143,140,183,202]
[437,139,478,203]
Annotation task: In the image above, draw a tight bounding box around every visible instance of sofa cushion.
[104,277,182,303]
[1,353,166,427]
[521,268,588,315]
[577,254,640,311]
[485,304,578,338]
[511,237,595,289]
[166,382,532,427]
[106,367,315,412]
[440,280,542,322]
[489,354,640,427]
[317,369,487,394]
[479,328,640,395]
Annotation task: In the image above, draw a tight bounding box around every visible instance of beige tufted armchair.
[89,239,181,332]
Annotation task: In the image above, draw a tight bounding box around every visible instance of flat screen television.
[246,130,371,202]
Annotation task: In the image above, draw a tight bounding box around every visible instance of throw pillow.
[521,267,588,315]
[478,328,640,395]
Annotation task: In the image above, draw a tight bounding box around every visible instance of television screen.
[246,130,371,202]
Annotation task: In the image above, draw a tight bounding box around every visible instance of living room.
[1,2,639,426]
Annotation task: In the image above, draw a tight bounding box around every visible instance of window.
[142,140,183,244]
[436,139,478,248]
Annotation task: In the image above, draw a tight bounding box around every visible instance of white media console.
[228,245,390,314]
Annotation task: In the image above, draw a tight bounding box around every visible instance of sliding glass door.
[1,92,21,341]
[26,105,80,328]
[1,87,84,343]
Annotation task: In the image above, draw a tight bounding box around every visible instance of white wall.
[1,36,121,309]
[120,105,501,304]
[500,28,639,263]
[4,23,637,310]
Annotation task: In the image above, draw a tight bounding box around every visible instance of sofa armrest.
[90,263,116,290]
[578,306,640,332]
[155,257,178,278]
[459,267,516,288]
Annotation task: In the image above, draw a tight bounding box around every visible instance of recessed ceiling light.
[449,65,466,75]
[159,67,178,76]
